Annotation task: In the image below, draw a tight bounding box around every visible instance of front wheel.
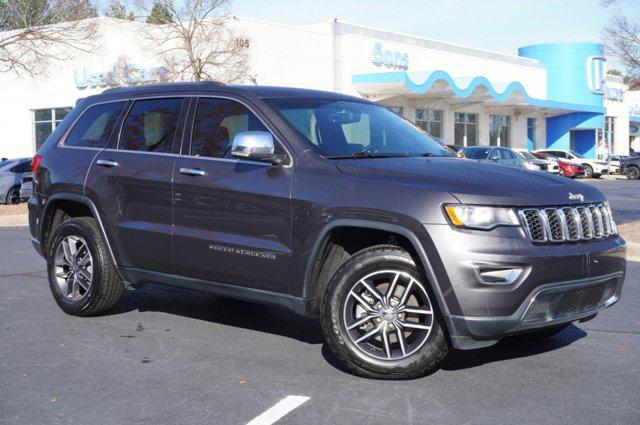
[583,165,594,178]
[5,186,20,205]
[321,245,449,379]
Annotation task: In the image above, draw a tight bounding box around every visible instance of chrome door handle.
[179,167,206,176]
[96,159,119,167]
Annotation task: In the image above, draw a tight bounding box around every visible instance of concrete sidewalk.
[0,214,28,227]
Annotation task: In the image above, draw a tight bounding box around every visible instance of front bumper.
[422,224,627,349]
[447,272,623,349]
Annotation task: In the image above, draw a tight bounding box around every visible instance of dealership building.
[1,16,639,159]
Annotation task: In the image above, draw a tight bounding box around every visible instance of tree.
[146,2,172,24]
[0,0,98,75]
[601,0,640,89]
[104,0,134,20]
[139,0,250,83]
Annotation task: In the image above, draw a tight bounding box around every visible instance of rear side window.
[119,98,184,153]
[190,98,270,158]
[464,148,490,159]
[65,102,126,148]
[10,161,31,173]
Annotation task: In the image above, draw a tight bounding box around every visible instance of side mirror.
[231,131,276,163]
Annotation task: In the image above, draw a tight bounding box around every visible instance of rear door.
[85,95,189,274]
[172,95,293,293]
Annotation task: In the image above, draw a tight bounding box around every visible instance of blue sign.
[372,42,409,70]
[74,64,167,89]
[631,125,639,134]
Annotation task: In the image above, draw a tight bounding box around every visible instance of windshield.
[264,98,453,158]
[519,151,537,161]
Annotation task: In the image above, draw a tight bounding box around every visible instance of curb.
[0,214,28,227]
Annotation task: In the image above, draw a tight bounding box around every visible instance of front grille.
[524,279,618,323]
[519,203,616,244]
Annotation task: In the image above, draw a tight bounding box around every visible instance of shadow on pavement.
[108,283,325,344]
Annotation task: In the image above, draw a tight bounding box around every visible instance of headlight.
[444,205,520,230]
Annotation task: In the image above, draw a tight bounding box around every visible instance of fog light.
[475,267,522,285]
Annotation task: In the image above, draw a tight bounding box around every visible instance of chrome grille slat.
[519,203,616,244]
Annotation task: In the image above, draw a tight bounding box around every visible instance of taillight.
[31,154,43,172]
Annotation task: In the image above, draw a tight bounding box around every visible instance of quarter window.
[33,107,72,150]
[65,102,126,148]
[489,115,511,147]
[119,98,184,153]
[190,98,270,158]
[454,113,478,146]
[10,161,31,173]
[415,108,443,139]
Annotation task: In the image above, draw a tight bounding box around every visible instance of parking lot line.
[247,395,310,425]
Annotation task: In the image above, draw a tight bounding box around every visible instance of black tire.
[583,165,594,179]
[512,323,569,341]
[47,217,123,316]
[592,173,601,179]
[5,186,20,205]
[320,245,449,379]
[626,166,640,180]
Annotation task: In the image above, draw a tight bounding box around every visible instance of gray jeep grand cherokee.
[28,83,626,379]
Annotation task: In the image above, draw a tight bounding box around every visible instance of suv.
[460,146,527,168]
[620,156,640,180]
[0,157,31,204]
[534,149,608,179]
[29,83,627,379]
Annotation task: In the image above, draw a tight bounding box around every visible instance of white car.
[513,149,560,173]
[533,149,608,178]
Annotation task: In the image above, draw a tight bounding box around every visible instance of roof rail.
[101,80,226,94]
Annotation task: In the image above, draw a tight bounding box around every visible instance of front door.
[85,96,188,274]
[172,96,293,294]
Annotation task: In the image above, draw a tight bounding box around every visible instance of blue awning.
[352,71,606,115]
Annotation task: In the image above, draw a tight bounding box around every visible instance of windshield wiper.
[326,152,411,159]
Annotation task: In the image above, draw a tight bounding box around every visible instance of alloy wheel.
[7,188,20,205]
[342,270,434,361]
[53,236,93,301]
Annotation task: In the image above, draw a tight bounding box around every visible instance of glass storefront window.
[386,106,404,117]
[454,112,478,146]
[33,107,72,151]
[415,108,443,139]
[605,116,615,156]
[489,115,511,147]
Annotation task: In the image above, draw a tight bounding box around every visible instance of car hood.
[335,157,606,206]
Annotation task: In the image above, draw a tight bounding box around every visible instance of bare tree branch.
[603,13,640,89]
[0,0,99,76]
[138,0,250,84]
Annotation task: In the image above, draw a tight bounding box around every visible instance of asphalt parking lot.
[1,180,639,425]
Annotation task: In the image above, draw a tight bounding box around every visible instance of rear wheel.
[626,166,640,180]
[5,186,20,205]
[47,217,123,316]
[321,245,449,379]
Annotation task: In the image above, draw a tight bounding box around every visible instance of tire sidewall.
[322,247,448,377]
[47,220,104,314]
[627,166,640,180]
[6,187,19,205]
[583,165,593,178]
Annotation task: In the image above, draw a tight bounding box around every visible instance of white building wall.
[604,77,631,156]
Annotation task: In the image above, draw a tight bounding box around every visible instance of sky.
[231,0,637,69]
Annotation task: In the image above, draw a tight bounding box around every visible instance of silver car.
[0,158,32,204]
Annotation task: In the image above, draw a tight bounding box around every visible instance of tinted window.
[10,161,31,173]
[489,149,501,160]
[265,98,452,158]
[190,98,270,158]
[65,102,126,148]
[500,149,515,159]
[119,98,184,153]
[463,147,491,159]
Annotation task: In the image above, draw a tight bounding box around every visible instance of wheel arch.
[302,219,451,319]
[40,193,121,275]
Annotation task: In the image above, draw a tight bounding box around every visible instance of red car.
[557,160,585,178]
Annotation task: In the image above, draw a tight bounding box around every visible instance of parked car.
[461,146,527,168]
[534,149,607,178]
[19,172,33,202]
[513,149,558,173]
[446,144,464,153]
[557,160,585,179]
[0,157,32,204]
[620,156,640,180]
[28,83,626,379]
[606,156,625,174]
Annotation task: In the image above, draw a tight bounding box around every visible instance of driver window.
[190,98,272,159]
[489,149,500,161]
[119,98,184,153]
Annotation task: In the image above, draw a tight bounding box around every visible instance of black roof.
[97,81,365,102]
